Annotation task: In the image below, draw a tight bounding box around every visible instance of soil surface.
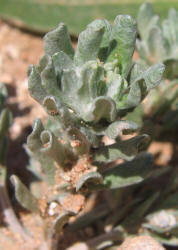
[0,20,46,182]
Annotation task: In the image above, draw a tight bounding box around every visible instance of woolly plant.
[137,3,178,80]
[10,15,165,248]
[135,3,178,141]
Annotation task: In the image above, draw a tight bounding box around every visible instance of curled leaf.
[105,120,139,139]
[76,172,103,192]
[74,22,105,66]
[107,15,137,77]
[41,57,61,97]
[40,130,75,167]
[89,96,116,123]
[53,211,75,234]
[27,118,44,151]
[44,23,74,58]
[28,65,46,104]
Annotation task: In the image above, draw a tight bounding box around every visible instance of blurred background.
[0,0,178,35]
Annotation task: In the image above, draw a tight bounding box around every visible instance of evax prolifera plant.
[136,3,178,137]
[10,14,165,248]
[137,3,178,80]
